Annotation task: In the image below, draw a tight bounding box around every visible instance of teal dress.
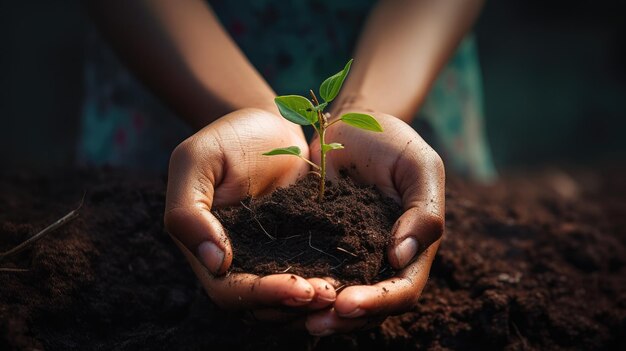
[79,0,496,181]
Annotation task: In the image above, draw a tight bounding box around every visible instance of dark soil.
[216,174,401,285]
[1,167,625,350]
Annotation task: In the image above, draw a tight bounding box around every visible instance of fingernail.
[283,297,313,307]
[310,329,335,337]
[339,308,365,318]
[198,241,224,274]
[317,295,336,303]
[395,237,418,268]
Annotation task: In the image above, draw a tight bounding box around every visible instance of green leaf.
[274,95,317,125]
[262,146,302,156]
[313,102,328,112]
[340,113,383,132]
[319,59,353,103]
[322,143,344,153]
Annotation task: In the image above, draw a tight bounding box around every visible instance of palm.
[204,108,310,205]
[311,112,400,196]
[311,112,436,202]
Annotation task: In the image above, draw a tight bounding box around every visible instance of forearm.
[85,0,277,129]
[335,0,484,123]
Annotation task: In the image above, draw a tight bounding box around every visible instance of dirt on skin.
[0,167,625,350]
[216,174,401,285]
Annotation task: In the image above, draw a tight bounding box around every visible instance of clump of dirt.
[216,174,402,285]
[1,167,625,350]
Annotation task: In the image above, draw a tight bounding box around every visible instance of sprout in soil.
[263,59,383,202]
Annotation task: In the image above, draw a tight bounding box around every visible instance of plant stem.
[310,90,327,202]
[318,125,326,202]
[326,119,341,129]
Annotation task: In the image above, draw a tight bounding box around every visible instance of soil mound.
[217,174,401,285]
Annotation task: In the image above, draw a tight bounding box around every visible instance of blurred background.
[1,0,625,172]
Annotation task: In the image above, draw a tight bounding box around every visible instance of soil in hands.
[215,173,402,285]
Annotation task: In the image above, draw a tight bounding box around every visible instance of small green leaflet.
[262,146,302,156]
[322,143,344,153]
[313,102,328,112]
[340,113,383,132]
[319,59,353,103]
[274,95,317,125]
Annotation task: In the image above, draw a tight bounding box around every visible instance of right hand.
[164,108,337,317]
[305,110,445,335]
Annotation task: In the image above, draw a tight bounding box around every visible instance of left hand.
[304,110,445,335]
[165,108,337,322]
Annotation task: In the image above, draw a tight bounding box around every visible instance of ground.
[1,167,624,350]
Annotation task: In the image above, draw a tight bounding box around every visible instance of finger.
[322,276,342,289]
[334,242,439,318]
[388,208,443,269]
[247,277,339,318]
[165,136,232,275]
[210,273,317,309]
[305,308,386,336]
[388,138,445,269]
[171,234,316,309]
[306,278,337,310]
[243,277,338,322]
[165,207,232,275]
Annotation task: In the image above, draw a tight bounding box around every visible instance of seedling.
[263,59,383,202]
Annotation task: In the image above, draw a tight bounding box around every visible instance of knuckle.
[425,147,445,175]
[169,138,194,166]
[163,207,190,235]
[423,211,444,242]
[169,132,222,174]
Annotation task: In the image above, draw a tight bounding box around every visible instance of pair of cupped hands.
[164,106,445,336]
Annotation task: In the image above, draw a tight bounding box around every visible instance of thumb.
[387,139,445,269]
[388,208,443,269]
[164,139,232,275]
